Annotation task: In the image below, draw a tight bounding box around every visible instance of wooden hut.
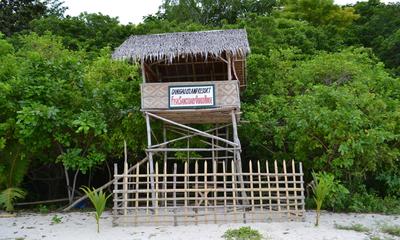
[112,29,248,124]
[111,29,305,226]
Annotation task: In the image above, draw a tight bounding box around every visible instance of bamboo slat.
[257,161,263,213]
[155,161,159,224]
[283,160,290,219]
[173,163,177,226]
[113,163,118,225]
[184,161,188,224]
[249,160,255,222]
[292,160,299,219]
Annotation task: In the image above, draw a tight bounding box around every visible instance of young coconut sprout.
[81,186,112,233]
[0,187,26,212]
[310,172,334,226]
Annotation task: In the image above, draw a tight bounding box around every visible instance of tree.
[0,33,144,203]
[0,0,66,36]
[282,0,359,31]
[346,0,400,74]
[378,29,400,74]
[154,0,278,26]
[29,13,132,52]
[242,48,400,190]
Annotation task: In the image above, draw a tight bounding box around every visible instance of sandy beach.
[0,211,399,240]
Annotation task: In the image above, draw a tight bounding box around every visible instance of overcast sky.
[63,0,400,25]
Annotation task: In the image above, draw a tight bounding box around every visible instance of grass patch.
[334,223,370,232]
[381,225,400,237]
[222,226,263,240]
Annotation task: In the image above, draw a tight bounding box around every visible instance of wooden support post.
[141,60,146,83]
[145,113,157,210]
[187,130,190,162]
[184,161,188,224]
[230,110,249,206]
[204,160,208,224]
[213,150,217,224]
[227,54,232,81]
[173,163,178,226]
[163,124,168,209]
[215,124,219,164]
[195,160,199,225]
[146,161,150,223]
[226,126,230,166]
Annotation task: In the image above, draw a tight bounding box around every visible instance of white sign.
[169,85,215,108]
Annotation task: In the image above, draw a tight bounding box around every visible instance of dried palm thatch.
[112,29,250,63]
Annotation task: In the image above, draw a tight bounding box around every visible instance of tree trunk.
[64,166,72,204]
[70,170,79,204]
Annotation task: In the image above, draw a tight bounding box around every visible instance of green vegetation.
[38,205,49,214]
[349,194,400,214]
[381,225,400,237]
[0,187,26,212]
[222,226,263,240]
[0,0,399,213]
[310,172,334,226]
[80,186,111,233]
[51,215,62,224]
[334,223,370,232]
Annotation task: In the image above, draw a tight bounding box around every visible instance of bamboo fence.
[112,159,305,226]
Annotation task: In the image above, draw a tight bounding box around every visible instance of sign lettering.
[169,85,215,108]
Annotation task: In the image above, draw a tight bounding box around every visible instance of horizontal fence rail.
[112,159,305,226]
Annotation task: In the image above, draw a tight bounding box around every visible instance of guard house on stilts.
[111,29,305,226]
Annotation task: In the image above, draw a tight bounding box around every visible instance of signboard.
[169,85,215,109]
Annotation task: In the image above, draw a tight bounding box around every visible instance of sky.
[63,0,400,25]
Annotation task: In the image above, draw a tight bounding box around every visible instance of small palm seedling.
[310,172,334,226]
[80,186,111,233]
[0,187,26,212]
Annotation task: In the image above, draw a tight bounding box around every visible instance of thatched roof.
[112,29,250,62]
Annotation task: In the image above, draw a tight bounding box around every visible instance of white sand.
[0,211,399,240]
